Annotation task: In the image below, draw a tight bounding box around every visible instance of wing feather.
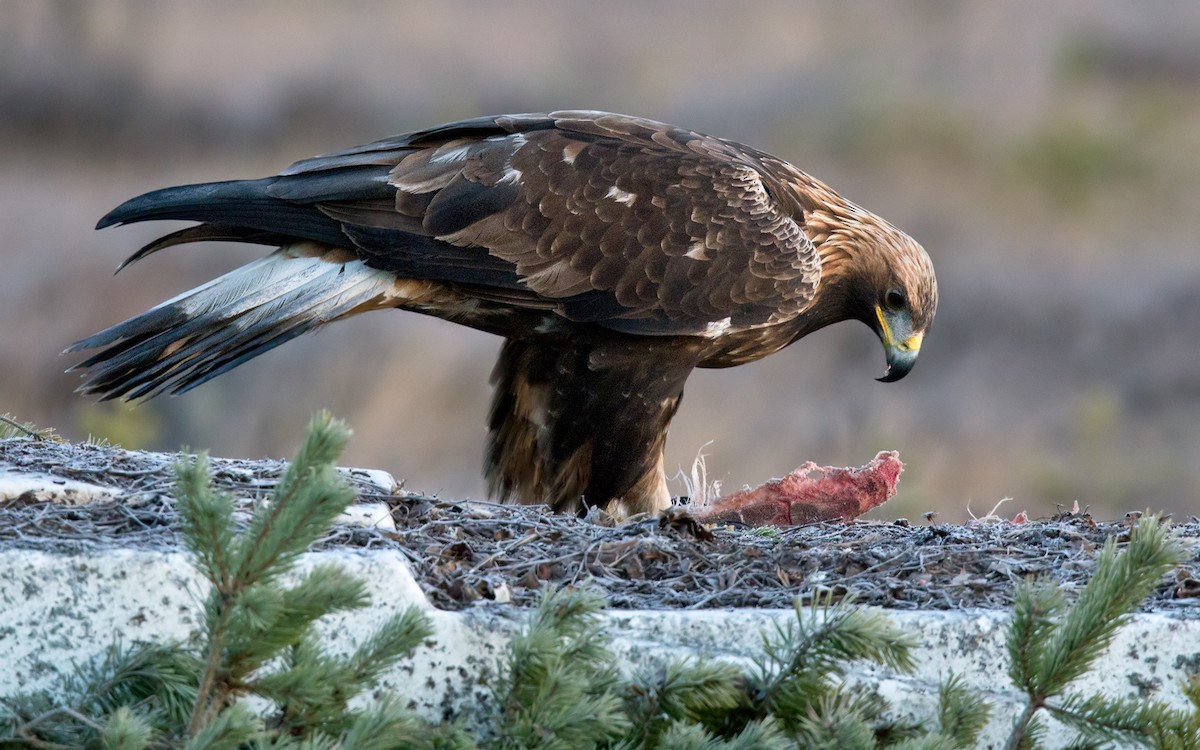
[275,111,822,337]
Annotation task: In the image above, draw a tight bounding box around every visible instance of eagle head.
[809,208,938,383]
[862,226,937,383]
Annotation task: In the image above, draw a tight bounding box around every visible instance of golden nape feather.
[72,111,936,515]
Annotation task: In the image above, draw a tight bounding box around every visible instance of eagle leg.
[691,451,903,526]
[486,333,703,516]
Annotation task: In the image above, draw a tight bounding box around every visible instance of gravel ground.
[2,436,1198,613]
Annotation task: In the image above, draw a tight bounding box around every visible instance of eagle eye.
[885,288,907,310]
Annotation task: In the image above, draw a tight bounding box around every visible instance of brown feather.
[486,334,701,514]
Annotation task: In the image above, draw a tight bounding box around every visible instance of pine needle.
[182,703,260,750]
[1049,693,1195,749]
[1003,513,1186,750]
[493,587,629,749]
[232,412,356,587]
[755,593,917,720]
[99,706,153,750]
[936,674,991,749]
[176,451,237,591]
[1035,514,1184,697]
[347,606,436,686]
[0,413,59,441]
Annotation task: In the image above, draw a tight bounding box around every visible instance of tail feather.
[69,252,320,354]
[169,270,392,392]
[67,246,398,400]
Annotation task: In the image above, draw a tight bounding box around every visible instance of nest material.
[2,437,1198,612]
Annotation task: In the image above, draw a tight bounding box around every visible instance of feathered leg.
[486,333,702,515]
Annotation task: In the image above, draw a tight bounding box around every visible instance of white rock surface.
[335,502,397,531]
[339,466,401,494]
[0,466,114,505]
[2,548,1197,748]
[0,461,398,530]
[0,548,511,722]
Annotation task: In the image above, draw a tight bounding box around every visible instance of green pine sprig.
[491,587,630,749]
[178,412,443,743]
[752,592,917,731]
[1003,513,1187,750]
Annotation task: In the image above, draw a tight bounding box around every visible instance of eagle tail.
[65,246,397,400]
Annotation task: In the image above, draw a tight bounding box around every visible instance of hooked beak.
[874,306,923,383]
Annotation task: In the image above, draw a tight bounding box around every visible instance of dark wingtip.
[95,187,177,230]
[95,189,169,229]
[96,209,123,230]
[114,249,145,275]
[62,331,102,356]
[95,180,273,232]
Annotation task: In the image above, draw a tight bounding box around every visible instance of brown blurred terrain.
[3,1,1200,521]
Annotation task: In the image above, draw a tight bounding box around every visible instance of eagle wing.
[283,111,821,336]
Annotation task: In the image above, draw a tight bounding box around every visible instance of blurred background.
[3,1,1199,521]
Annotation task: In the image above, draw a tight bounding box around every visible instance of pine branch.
[1003,514,1185,750]
[174,452,241,736]
[0,641,200,749]
[623,659,747,746]
[786,691,880,750]
[655,716,789,750]
[99,706,153,750]
[752,593,916,728]
[346,606,435,686]
[1048,693,1198,749]
[224,564,370,680]
[175,452,236,594]
[181,703,259,750]
[181,412,361,737]
[936,674,991,749]
[252,605,434,738]
[1006,582,1065,695]
[1016,713,1046,750]
[338,697,479,750]
[76,642,199,733]
[253,635,358,736]
[1034,515,1184,697]
[232,413,355,587]
[492,587,630,749]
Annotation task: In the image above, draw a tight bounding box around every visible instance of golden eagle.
[69,111,937,516]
